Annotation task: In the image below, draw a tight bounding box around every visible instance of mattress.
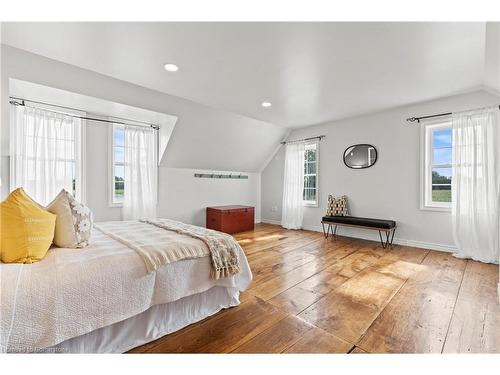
[0,225,252,353]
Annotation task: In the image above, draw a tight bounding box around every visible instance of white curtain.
[281,141,305,229]
[122,125,157,220]
[11,105,82,205]
[451,108,500,264]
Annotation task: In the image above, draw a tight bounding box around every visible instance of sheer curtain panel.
[122,125,158,220]
[451,107,500,264]
[281,141,305,229]
[11,105,83,205]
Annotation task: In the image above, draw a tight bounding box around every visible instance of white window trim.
[420,117,452,212]
[303,140,319,207]
[108,124,124,208]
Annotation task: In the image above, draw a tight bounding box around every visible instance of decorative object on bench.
[206,205,255,234]
[343,144,377,169]
[321,215,396,248]
[326,195,349,216]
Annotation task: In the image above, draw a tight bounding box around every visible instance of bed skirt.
[45,286,241,353]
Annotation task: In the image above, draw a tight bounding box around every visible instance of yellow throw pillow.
[0,188,56,264]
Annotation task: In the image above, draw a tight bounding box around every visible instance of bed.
[0,220,252,353]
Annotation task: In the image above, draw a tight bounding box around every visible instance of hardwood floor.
[128,223,500,354]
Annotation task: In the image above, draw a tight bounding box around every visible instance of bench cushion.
[322,215,396,230]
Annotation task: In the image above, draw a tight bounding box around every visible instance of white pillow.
[47,189,93,248]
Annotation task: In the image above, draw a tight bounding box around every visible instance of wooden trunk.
[206,205,255,234]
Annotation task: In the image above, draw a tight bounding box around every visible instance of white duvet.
[0,224,252,353]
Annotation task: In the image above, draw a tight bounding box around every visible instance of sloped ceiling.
[1,45,287,172]
[484,22,500,93]
[1,22,495,128]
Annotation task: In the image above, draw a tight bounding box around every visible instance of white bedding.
[0,225,252,353]
[47,286,241,353]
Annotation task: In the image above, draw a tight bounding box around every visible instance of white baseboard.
[260,218,457,253]
[261,219,281,225]
[302,223,457,253]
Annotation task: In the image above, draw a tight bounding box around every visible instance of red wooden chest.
[206,205,255,234]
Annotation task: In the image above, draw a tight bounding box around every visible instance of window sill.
[304,202,318,208]
[420,205,451,213]
[108,202,123,208]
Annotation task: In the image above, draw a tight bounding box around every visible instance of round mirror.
[343,144,377,169]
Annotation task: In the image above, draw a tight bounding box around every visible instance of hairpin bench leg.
[389,228,396,247]
[321,222,328,238]
[332,225,338,240]
[379,230,391,249]
[379,228,396,249]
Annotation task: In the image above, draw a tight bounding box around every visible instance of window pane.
[432,128,452,148]
[115,165,125,180]
[305,161,316,175]
[115,146,125,163]
[114,165,125,200]
[115,128,125,147]
[432,185,451,202]
[432,168,451,184]
[433,147,452,165]
[304,175,316,189]
[303,188,316,202]
[114,180,124,198]
[305,149,316,162]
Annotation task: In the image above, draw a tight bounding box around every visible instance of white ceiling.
[0,22,491,128]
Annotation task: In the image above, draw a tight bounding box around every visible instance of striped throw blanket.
[94,219,241,280]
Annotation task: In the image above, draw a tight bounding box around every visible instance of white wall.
[484,22,500,92]
[82,118,263,223]
[85,117,122,221]
[158,168,261,227]
[261,90,500,251]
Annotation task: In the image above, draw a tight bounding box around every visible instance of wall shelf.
[194,173,248,179]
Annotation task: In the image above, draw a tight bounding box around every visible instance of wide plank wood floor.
[128,223,500,354]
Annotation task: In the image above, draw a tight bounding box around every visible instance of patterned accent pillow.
[326,195,349,216]
[47,189,93,248]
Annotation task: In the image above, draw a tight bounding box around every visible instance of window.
[110,124,125,205]
[109,123,158,209]
[303,141,319,206]
[421,120,452,210]
[11,104,84,205]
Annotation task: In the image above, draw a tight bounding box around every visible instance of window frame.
[108,124,126,207]
[303,140,319,207]
[420,118,452,212]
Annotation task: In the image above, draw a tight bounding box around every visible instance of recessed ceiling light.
[164,63,179,72]
[261,101,272,108]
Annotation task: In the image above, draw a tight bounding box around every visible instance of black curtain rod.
[407,105,500,123]
[9,97,160,130]
[281,135,325,145]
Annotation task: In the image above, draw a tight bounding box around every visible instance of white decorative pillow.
[47,189,93,248]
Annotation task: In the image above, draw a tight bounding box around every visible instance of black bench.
[321,215,397,248]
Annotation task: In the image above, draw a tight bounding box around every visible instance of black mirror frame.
[343,144,378,169]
